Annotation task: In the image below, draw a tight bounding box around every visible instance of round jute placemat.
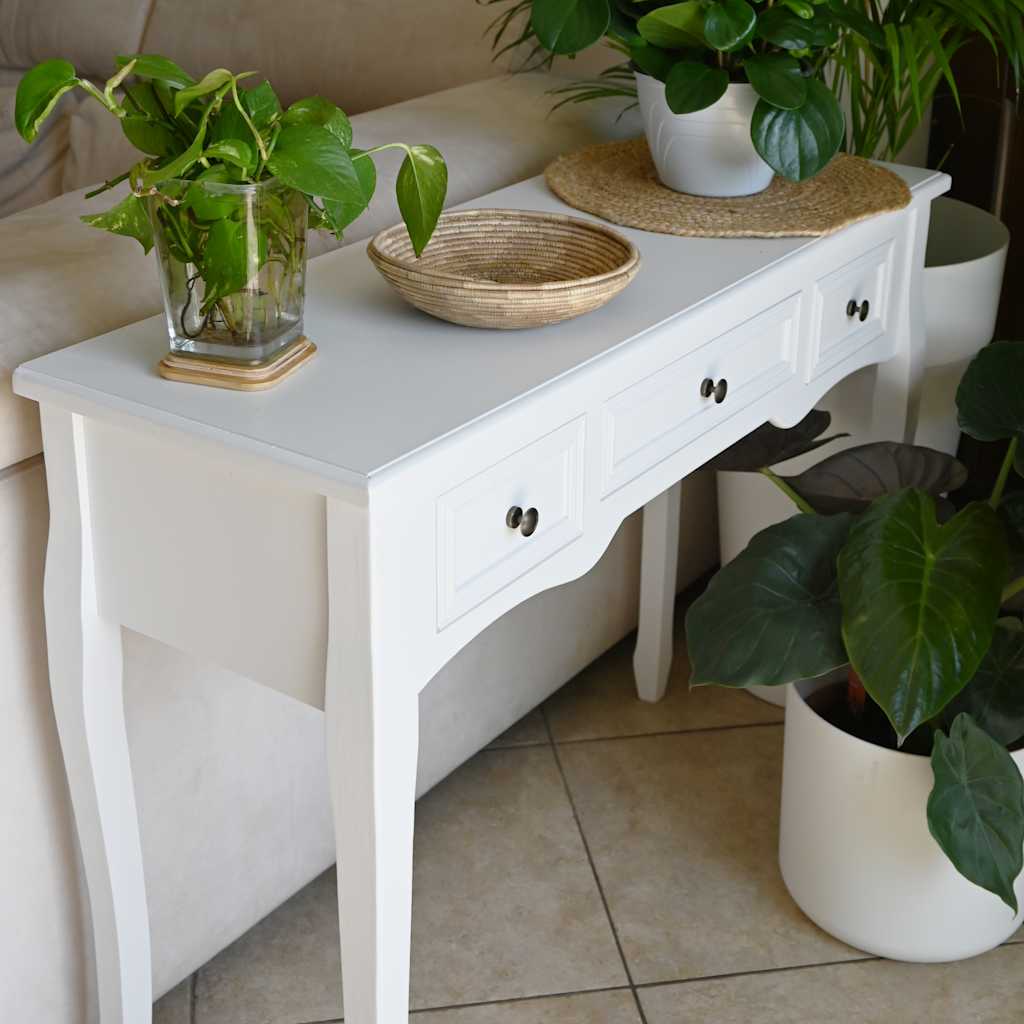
[545,138,911,239]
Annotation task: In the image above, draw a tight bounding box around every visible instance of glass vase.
[147,178,308,364]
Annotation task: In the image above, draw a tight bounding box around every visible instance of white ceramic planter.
[780,679,1024,961]
[635,73,774,197]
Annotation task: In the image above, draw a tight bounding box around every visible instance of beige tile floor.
[154,603,1024,1024]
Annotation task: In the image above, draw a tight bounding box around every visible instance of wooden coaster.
[158,335,317,391]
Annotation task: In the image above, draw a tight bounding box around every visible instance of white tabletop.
[14,165,944,486]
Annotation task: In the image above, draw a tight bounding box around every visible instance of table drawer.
[808,238,895,380]
[436,417,586,629]
[600,295,801,496]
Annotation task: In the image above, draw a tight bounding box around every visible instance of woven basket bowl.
[367,209,640,329]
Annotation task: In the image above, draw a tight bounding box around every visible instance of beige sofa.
[0,4,718,1020]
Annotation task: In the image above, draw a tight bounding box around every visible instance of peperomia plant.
[14,55,447,333]
[686,341,1024,912]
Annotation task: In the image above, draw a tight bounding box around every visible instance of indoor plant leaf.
[781,442,968,515]
[320,149,377,235]
[956,341,1024,444]
[116,53,194,89]
[531,0,612,54]
[629,41,677,82]
[636,2,706,50]
[203,139,255,173]
[703,0,756,52]
[243,80,282,130]
[943,620,1024,748]
[756,5,838,49]
[80,193,154,253]
[15,58,79,142]
[751,78,845,181]
[928,713,1024,913]
[266,125,365,203]
[703,409,845,472]
[665,60,729,114]
[743,53,808,111]
[395,144,448,257]
[282,96,352,148]
[138,130,206,188]
[173,68,236,117]
[120,114,178,157]
[183,166,239,221]
[687,512,852,688]
[839,492,1008,742]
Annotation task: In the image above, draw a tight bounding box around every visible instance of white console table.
[14,164,948,1023]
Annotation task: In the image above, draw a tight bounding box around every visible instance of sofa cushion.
[0,71,639,470]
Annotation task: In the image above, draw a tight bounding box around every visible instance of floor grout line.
[634,955,880,992]
[550,718,785,747]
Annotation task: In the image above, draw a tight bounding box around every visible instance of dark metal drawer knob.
[847,298,870,322]
[700,377,728,404]
[506,506,540,537]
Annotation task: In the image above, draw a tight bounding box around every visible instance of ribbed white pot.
[780,679,1024,961]
[635,73,774,197]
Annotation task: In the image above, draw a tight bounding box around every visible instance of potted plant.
[686,340,1024,961]
[14,55,448,364]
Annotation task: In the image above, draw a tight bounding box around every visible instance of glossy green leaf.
[138,130,206,188]
[637,1,705,49]
[531,0,612,54]
[704,409,844,472]
[781,442,967,515]
[120,115,178,157]
[751,78,844,181]
[743,53,808,111]
[266,125,365,203]
[203,138,255,173]
[704,0,756,51]
[929,713,1024,913]
[824,1,885,48]
[756,5,838,49]
[839,493,1008,742]
[183,166,239,221]
[15,59,79,142]
[80,193,154,253]
[944,620,1024,748]
[173,68,234,117]
[320,149,377,236]
[629,42,677,82]
[687,512,852,688]
[957,342,1024,444]
[282,96,352,148]
[243,81,281,130]
[665,60,729,114]
[396,144,448,257]
[116,54,194,89]
[199,215,267,307]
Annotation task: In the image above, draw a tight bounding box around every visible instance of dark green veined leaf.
[687,512,852,688]
[629,42,677,82]
[839,492,1008,742]
[124,82,168,121]
[173,68,235,117]
[116,54,195,88]
[781,442,967,515]
[396,144,448,257]
[637,1,705,49]
[944,620,1024,748]
[80,192,154,252]
[15,59,79,142]
[704,409,845,472]
[282,96,352,148]
[243,80,282,129]
[531,0,612,54]
[607,4,645,46]
[266,125,365,203]
[138,130,206,188]
[957,342,1024,444]
[320,149,377,236]
[756,5,838,49]
[751,78,844,181]
[183,166,239,221]
[928,713,1024,913]
[199,215,268,308]
[743,53,808,111]
[203,139,255,173]
[665,60,729,114]
[120,115,178,157]
[704,0,756,51]
[824,0,885,47]
[209,99,250,144]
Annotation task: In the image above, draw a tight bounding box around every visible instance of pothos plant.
[486,0,853,181]
[14,55,447,335]
[685,340,1024,911]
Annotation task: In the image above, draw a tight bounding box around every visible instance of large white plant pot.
[780,679,1024,961]
[635,73,774,197]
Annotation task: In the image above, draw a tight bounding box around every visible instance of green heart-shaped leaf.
[120,115,178,157]
[395,144,448,257]
[320,149,377,236]
[743,53,808,111]
[266,125,365,203]
[15,59,79,142]
[665,61,729,114]
[704,0,756,51]
[782,442,967,515]
[81,193,154,253]
[531,0,612,54]
[282,96,352,148]
[751,77,844,182]
[629,42,677,82]
[243,81,282,130]
[839,492,1008,742]
[957,342,1024,444]
[928,713,1024,913]
[116,54,195,89]
[687,512,852,688]
[637,1,706,49]
[756,5,838,49]
[704,409,845,472]
[173,68,236,117]
[203,138,255,173]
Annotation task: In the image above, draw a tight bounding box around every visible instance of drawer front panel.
[600,295,801,496]
[808,239,895,380]
[436,417,586,629]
